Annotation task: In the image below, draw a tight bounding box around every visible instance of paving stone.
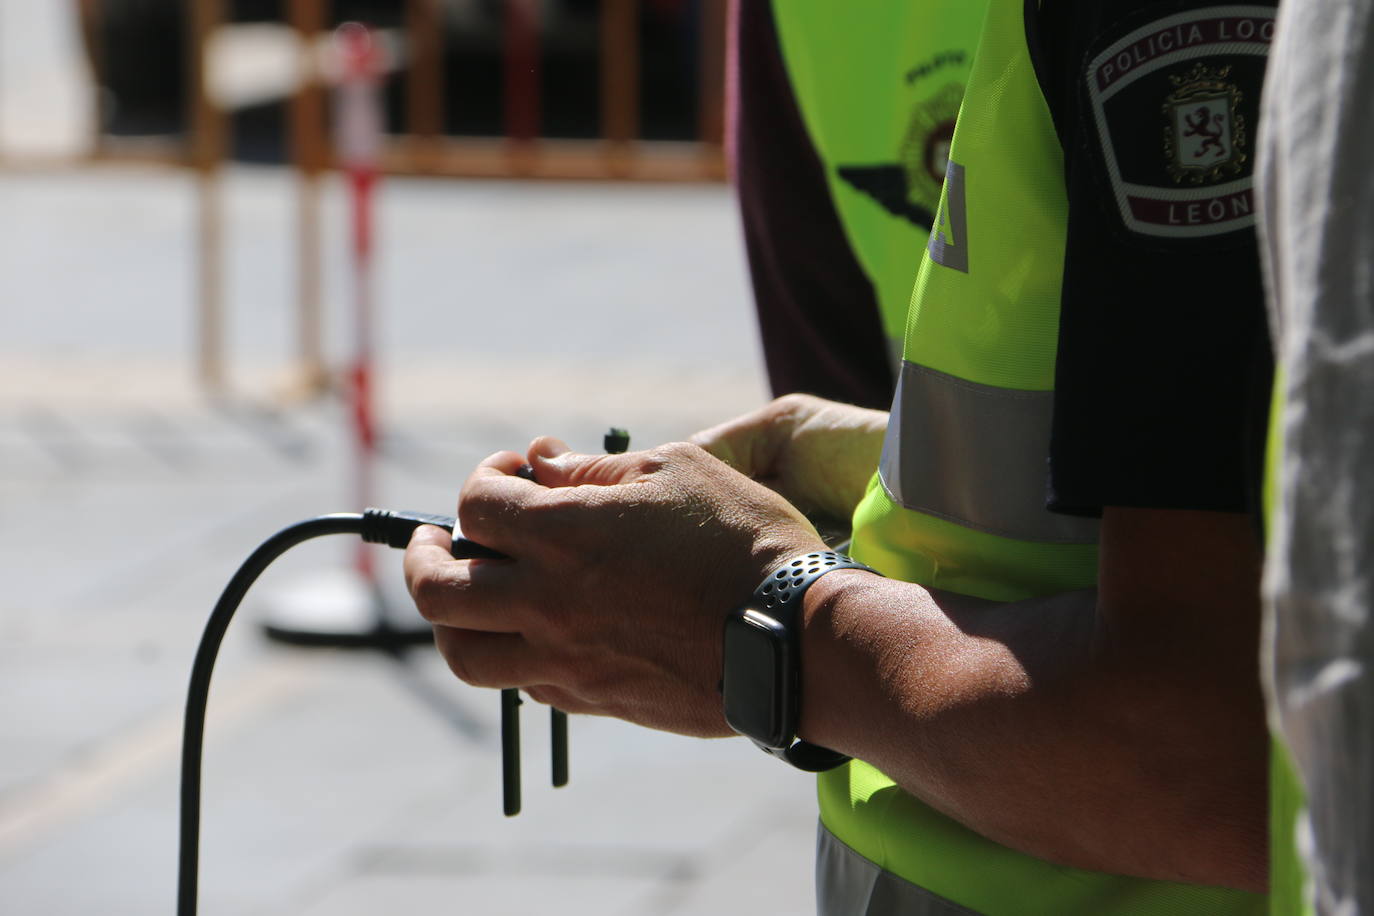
[0,166,822,915]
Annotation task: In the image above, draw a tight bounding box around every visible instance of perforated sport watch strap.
[724,551,876,772]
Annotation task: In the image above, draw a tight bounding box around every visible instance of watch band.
[755,550,873,618]
[748,550,875,771]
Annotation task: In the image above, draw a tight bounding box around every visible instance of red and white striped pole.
[336,22,384,592]
[262,22,419,647]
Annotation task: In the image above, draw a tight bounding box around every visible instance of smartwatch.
[721,551,874,771]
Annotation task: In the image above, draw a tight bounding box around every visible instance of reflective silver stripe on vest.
[816,821,981,915]
[879,361,1100,544]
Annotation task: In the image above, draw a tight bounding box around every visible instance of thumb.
[527,436,642,487]
[528,436,571,461]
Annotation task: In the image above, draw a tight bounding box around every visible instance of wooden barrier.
[32,0,729,394]
[189,0,228,392]
[289,0,329,393]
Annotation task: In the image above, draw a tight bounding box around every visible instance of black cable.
[178,508,492,916]
[502,687,523,815]
[179,513,363,916]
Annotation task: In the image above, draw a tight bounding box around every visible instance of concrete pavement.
[0,166,822,915]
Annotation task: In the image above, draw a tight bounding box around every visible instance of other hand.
[690,393,888,525]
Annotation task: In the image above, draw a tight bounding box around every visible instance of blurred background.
[0,2,818,913]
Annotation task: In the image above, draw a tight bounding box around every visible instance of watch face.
[722,609,791,748]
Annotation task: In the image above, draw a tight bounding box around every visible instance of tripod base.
[257,566,433,650]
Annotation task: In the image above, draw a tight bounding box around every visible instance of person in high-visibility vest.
[406,0,1278,912]
[734,0,987,409]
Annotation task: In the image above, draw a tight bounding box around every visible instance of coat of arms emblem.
[1163,63,1247,184]
[1085,7,1272,239]
[837,81,965,229]
[900,82,965,214]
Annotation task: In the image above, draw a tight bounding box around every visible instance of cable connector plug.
[360,507,454,547]
[360,507,504,559]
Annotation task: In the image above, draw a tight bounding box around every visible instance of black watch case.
[721,551,873,769]
[722,606,796,748]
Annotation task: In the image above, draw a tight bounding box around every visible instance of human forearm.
[797,538,1268,890]
[404,441,1268,891]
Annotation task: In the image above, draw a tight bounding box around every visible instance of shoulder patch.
[1084,4,1275,241]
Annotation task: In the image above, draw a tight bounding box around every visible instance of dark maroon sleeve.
[732,0,894,410]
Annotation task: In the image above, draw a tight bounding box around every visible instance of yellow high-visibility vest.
[823,1,1268,912]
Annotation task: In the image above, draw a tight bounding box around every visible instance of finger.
[403,523,461,594]
[408,522,452,551]
[473,448,536,479]
[528,445,652,488]
[522,684,584,712]
[404,527,525,633]
[457,450,546,551]
[527,436,570,463]
[432,627,550,689]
